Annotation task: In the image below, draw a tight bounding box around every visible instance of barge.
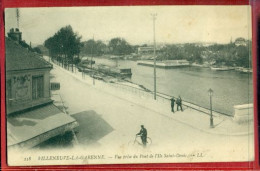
[77,60,132,78]
[210,66,234,71]
[137,60,190,68]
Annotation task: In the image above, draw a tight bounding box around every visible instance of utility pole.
[91,35,95,85]
[16,8,20,29]
[91,35,94,69]
[208,88,214,128]
[151,13,157,100]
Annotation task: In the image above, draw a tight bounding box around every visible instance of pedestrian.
[170,97,175,112]
[176,96,183,111]
[136,125,147,147]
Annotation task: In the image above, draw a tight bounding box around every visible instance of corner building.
[5,29,78,149]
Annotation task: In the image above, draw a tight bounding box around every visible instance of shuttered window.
[32,76,44,99]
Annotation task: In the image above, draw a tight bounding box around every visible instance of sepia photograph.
[4,6,254,166]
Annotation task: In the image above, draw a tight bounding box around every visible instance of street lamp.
[151,13,157,100]
[208,88,214,128]
[91,35,95,85]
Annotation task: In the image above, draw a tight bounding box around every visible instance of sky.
[5,6,252,46]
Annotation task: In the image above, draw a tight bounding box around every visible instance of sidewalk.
[50,61,253,136]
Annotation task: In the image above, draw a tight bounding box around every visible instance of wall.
[6,68,52,114]
[233,104,254,123]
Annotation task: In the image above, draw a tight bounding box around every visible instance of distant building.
[137,46,161,54]
[234,37,247,46]
[6,28,78,149]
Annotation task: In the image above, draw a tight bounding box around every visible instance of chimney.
[7,28,22,42]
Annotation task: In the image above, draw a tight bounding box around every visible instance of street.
[48,64,254,164]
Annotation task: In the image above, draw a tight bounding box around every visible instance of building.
[234,37,247,46]
[6,28,78,149]
[7,28,22,42]
[137,46,161,54]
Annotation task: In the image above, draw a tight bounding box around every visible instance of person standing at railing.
[176,96,183,111]
[170,97,175,113]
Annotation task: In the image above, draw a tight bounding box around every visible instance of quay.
[48,57,254,136]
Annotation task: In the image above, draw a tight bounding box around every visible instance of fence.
[109,82,231,117]
[51,58,232,118]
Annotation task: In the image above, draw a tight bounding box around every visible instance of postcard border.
[1,0,258,170]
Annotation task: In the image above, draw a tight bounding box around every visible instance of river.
[86,57,253,115]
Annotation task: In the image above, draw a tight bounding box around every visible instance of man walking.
[136,125,147,147]
[170,97,175,112]
[176,96,183,111]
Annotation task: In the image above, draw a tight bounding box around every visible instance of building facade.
[6,37,52,114]
[6,29,78,150]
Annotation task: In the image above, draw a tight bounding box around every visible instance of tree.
[157,43,203,63]
[108,38,133,55]
[44,25,82,64]
[32,47,42,54]
[235,45,250,67]
[81,39,107,56]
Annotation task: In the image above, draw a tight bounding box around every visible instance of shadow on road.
[72,110,114,147]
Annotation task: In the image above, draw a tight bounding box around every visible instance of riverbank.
[49,59,253,136]
[46,56,253,115]
[84,56,253,73]
[70,62,228,117]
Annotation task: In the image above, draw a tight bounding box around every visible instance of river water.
[88,57,253,115]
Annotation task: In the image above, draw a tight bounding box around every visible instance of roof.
[7,104,77,147]
[235,37,246,42]
[5,37,52,72]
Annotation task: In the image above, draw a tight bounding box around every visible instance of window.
[32,76,44,99]
[6,79,12,104]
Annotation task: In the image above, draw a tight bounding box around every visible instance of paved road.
[50,65,254,163]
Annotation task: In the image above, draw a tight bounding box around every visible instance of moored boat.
[137,60,190,68]
[96,64,132,77]
[241,68,253,73]
[235,67,253,73]
[77,60,132,77]
[210,66,234,71]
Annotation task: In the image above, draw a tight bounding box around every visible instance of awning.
[7,104,78,149]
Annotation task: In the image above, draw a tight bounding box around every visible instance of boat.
[241,68,253,73]
[109,55,124,60]
[210,66,234,71]
[77,62,132,78]
[96,64,132,77]
[137,60,190,68]
[235,67,252,73]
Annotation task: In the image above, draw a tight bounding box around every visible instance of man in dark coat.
[136,125,147,147]
[170,97,175,112]
[176,96,183,111]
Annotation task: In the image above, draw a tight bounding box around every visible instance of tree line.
[157,42,252,68]
[44,25,252,68]
[80,37,134,56]
[44,25,82,66]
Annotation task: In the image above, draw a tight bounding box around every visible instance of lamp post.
[151,13,157,100]
[208,88,214,128]
[91,35,95,85]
